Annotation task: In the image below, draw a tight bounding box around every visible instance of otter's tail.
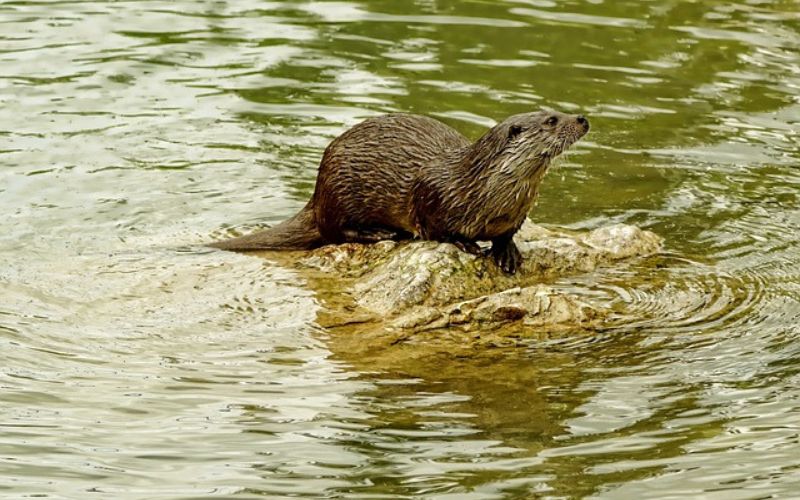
[208,202,324,251]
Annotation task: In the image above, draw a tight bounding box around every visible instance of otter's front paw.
[452,238,483,256]
[492,240,522,274]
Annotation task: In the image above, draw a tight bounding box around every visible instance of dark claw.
[452,238,482,256]
[492,240,522,274]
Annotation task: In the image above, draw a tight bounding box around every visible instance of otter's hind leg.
[341,227,412,243]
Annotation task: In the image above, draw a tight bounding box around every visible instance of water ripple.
[2,0,800,497]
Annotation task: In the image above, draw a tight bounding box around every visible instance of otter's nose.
[576,115,590,131]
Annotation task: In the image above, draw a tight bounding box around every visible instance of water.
[1,0,799,498]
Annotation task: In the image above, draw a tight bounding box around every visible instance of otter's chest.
[476,178,539,238]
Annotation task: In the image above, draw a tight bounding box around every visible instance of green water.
[1,0,799,498]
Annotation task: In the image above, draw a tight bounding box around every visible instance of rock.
[581,224,663,260]
[391,286,598,332]
[300,219,662,332]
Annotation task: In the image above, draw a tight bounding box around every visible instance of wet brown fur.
[210,110,589,273]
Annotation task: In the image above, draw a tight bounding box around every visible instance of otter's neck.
[451,138,551,184]
[454,132,508,176]
[442,138,553,232]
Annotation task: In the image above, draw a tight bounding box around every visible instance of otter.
[210,110,589,274]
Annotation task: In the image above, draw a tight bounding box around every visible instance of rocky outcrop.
[299,220,662,332]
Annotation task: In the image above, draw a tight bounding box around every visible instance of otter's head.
[467,110,589,176]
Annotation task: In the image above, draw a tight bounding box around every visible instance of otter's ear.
[508,124,523,139]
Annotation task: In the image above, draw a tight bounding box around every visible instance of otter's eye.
[508,125,524,139]
[545,115,558,126]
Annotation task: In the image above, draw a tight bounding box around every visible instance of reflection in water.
[1,0,799,497]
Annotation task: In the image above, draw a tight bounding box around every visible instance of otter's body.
[313,114,468,243]
[211,111,589,273]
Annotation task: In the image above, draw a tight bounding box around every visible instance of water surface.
[1,0,799,498]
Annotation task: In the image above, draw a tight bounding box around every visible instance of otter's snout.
[576,115,590,132]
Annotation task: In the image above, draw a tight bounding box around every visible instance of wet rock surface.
[299,220,662,332]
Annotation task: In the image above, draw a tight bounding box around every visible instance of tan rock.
[299,220,662,332]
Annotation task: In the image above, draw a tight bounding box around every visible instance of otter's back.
[312,114,469,241]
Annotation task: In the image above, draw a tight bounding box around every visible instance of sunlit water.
[1,0,799,498]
